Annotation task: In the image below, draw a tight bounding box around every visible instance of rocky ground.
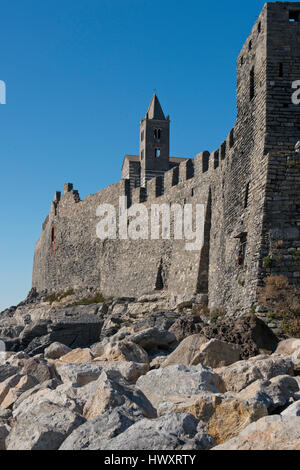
[0,289,299,450]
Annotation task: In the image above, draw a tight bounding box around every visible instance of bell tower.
[140,94,170,186]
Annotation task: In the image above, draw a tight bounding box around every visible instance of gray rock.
[12,378,61,410]
[102,413,216,450]
[136,364,226,408]
[216,355,294,393]
[60,406,143,450]
[44,342,72,360]
[281,400,300,417]
[213,415,300,450]
[0,365,21,383]
[129,328,177,353]
[21,357,57,383]
[83,370,157,421]
[0,424,10,450]
[238,375,299,412]
[6,401,85,450]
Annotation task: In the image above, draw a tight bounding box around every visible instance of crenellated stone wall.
[32,2,300,315]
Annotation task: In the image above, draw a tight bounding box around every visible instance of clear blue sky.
[0,0,266,311]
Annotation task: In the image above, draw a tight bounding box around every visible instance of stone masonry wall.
[32,3,300,315]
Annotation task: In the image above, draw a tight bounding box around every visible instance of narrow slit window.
[244,182,250,209]
[155,148,161,158]
[249,40,252,51]
[236,234,247,266]
[51,226,55,251]
[279,63,283,77]
[258,22,261,33]
[250,67,255,101]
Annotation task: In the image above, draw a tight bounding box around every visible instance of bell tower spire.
[140,94,170,186]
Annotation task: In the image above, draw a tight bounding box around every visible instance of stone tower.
[139,94,170,186]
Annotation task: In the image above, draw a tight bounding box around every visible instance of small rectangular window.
[279,63,283,77]
[155,149,161,158]
[236,233,247,266]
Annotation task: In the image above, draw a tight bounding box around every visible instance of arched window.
[154,128,161,140]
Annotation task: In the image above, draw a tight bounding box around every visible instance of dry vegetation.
[259,275,300,338]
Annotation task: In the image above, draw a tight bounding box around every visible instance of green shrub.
[71,292,107,306]
[262,256,272,269]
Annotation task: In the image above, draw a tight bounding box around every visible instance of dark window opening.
[258,22,261,33]
[250,67,255,101]
[244,182,250,209]
[279,62,283,77]
[249,40,252,51]
[155,261,164,290]
[229,129,234,148]
[289,10,300,22]
[191,188,194,197]
[155,148,161,158]
[236,233,247,266]
[51,226,55,252]
[154,128,161,140]
[240,56,244,66]
[141,131,144,141]
[214,150,219,169]
[141,149,144,160]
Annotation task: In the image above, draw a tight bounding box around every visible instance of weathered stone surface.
[0,374,23,405]
[102,412,216,450]
[12,378,61,410]
[44,342,72,360]
[238,375,299,412]
[168,317,204,343]
[104,340,149,364]
[1,375,39,410]
[136,365,226,408]
[281,400,300,417]
[157,393,267,445]
[91,361,149,384]
[161,335,208,367]
[20,313,104,355]
[56,361,148,386]
[6,401,85,450]
[162,337,240,368]
[0,365,21,383]
[201,314,278,359]
[275,338,300,356]
[129,328,177,353]
[60,406,143,450]
[0,424,10,450]
[83,370,156,421]
[213,415,300,450]
[216,355,294,393]
[21,357,56,383]
[59,348,94,364]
